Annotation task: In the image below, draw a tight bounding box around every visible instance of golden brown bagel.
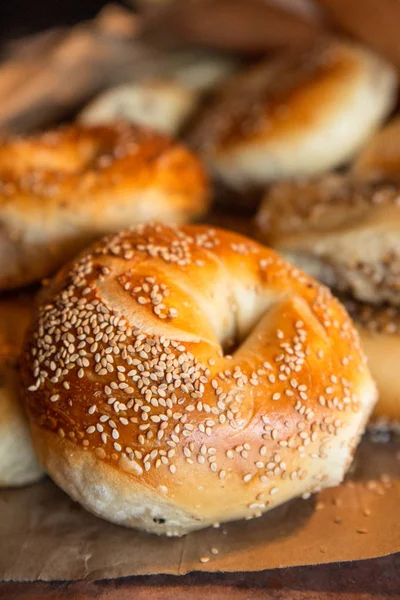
[0,294,43,486]
[0,123,209,290]
[257,175,400,305]
[187,39,396,196]
[345,299,400,428]
[20,223,376,535]
[353,117,400,181]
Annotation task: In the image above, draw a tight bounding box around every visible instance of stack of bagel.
[0,33,398,537]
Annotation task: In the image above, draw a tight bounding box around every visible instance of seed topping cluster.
[22,223,368,525]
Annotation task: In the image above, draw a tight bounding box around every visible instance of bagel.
[0,294,43,486]
[345,299,400,428]
[353,117,400,181]
[187,39,396,197]
[79,55,238,136]
[20,223,376,535]
[79,79,198,136]
[0,123,209,290]
[257,175,400,305]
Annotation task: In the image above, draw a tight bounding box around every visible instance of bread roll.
[345,300,400,428]
[0,123,209,290]
[79,55,238,135]
[257,175,400,305]
[353,117,400,181]
[0,294,43,486]
[79,79,198,136]
[187,39,396,195]
[20,223,376,535]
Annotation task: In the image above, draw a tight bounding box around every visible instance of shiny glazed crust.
[0,123,209,290]
[21,223,376,534]
[187,39,396,192]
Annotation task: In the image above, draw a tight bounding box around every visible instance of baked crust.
[0,123,209,289]
[187,39,396,193]
[21,223,376,533]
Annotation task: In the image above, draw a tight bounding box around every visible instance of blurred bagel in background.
[0,294,43,487]
[256,175,400,305]
[187,39,397,203]
[0,362,44,487]
[80,79,198,135]
[79,54,239,136]
[0,122,209,290]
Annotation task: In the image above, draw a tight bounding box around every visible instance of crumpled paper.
[0,437,398,581]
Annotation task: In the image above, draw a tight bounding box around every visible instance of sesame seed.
[22,222,362,500]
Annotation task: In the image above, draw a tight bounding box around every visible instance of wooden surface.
[1,553,399,599]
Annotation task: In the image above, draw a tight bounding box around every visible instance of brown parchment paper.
[0,437,399,581]
[0,227,399,582]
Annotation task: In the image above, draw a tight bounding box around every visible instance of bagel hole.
[222,332,242,356]
[218,289,279,357]
[222,321,265,357]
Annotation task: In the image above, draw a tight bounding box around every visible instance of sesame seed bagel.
[0,123,209,290]
[187,39,396,197]
[0,294,43,486]
[20,223,376,535]
[257,175,400,305]
[345,299,400,428]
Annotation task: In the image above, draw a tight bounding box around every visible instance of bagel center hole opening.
[222,331,242,356]
[219,298,275,357]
